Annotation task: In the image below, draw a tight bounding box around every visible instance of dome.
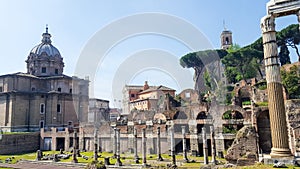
[26,26,65,76]
[29,26,61,57]
[30,43,61,57]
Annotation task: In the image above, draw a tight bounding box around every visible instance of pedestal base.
[263,154,295,165]
[271,148,292,157]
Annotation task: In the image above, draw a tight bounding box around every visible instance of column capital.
[261,15,276,33]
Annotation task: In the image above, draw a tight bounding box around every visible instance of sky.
[0,1,298,108]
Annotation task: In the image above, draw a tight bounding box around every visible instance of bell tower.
[220,23,233,50]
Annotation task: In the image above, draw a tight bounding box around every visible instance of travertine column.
[202,127,208,164]
[94,129,98,161]
[181,126,188,162]
[113,127,117,157]
[210,126,216,164]
[115,128,122,166]
[157,127,163,161]
[72,130,78,163]
[298,11,300,36]
[170,127,176,167]
[134,128,139,163]
[261,15,291,157]
[142,128,147,166]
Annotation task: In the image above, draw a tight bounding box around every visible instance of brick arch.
[173,111,188,120]
[196,111,208,119]
[222,105,247,118]
[153,113,167,121]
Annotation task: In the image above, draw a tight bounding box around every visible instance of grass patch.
[256,102,268,107]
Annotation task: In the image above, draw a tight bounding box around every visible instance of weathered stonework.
[0,132,40,155]
[286,99,300,155]
[225,126,258,164]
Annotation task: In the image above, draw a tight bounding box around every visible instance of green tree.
[222,47,263,82]
[277,24,300,62]
[281,65,300,99]
[278,45,291,65]
[180,49,228,91]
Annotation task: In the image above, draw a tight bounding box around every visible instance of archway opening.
[257,110,272,154]
[173,111,189,133]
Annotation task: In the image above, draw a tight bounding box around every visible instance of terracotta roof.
[138,85,175,94]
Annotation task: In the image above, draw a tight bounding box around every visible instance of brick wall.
[0,132,39,155]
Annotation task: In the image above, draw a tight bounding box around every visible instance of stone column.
[94,129,98,161]
[134,127,139,163]
[182,126,188,162]
[157,126,163,161]
[210,126,216,164]
[142,128,147,167]
[202,127,208,165]
[115,128,122,166]
[170,127,176,167]
[298,11,300,39]
[65,131,70,151]
[113,127,117,158]
[72,130,78,163]
[189,120,199,155]
[261,15,291,157]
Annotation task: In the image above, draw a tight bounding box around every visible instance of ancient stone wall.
[286,99,300,154]
[225,126,257,163]
[0,132,40,155]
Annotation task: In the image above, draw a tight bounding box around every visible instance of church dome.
[26,26,64,76]
[29,26,61,57]
[30,42,61,57]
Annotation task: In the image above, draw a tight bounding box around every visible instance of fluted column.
[298,11,300,35]
[298,10,300,62]
[261,15,291,157]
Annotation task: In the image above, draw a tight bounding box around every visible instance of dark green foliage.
[223,125,237,134]
[242,101,251,105]
[254,80,267,90]
[225,93,233,105]
[226,86,234,92]
[168,94,181,107]
[222,111,232,119]
[279,45,291,65]
[277,24,300,62]
[180,49,228,68]
[204,70,212,89]
[180,24,300,86]
[281,65,300,99]
[222,47,263,83]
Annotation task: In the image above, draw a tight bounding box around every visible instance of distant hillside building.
[220,29,233,50]
[122,81,175,114]
[0,27,89,132]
